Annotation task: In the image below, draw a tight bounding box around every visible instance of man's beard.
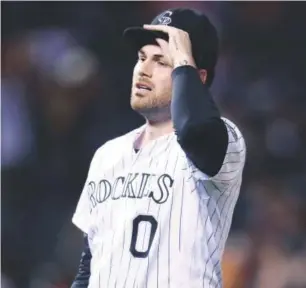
[137,105,171,123]
[130,89,172,123]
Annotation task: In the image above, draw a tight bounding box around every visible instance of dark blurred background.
[1,1,306,288]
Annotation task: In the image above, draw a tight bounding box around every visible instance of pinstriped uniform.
[72,117,246,288]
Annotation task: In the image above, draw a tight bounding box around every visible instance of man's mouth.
[136,83,152,91]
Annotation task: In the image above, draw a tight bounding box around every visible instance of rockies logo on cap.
[157,11,173,25]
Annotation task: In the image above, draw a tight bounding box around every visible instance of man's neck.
[137,119,174,149]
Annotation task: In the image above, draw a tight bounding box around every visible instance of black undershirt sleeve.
[71,234,92,288]
[171,65,228,177]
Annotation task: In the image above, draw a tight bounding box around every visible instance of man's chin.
[130,103,171,122]
[130,103,152,114]
[130,97,152,112]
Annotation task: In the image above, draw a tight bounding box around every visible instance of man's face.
[130,38,173,120]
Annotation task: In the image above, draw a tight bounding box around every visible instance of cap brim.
[123,27,168,51]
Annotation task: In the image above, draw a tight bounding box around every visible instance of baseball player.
[71,7,246,288]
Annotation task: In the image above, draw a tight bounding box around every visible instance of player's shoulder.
[103,124,145,150]
[221,116,245,144]
[92,124,145,159]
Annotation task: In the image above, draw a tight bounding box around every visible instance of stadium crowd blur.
[2,2,306,288]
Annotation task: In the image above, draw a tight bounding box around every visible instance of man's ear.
[198,69,207,84]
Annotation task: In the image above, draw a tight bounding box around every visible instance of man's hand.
[143,24,197,69]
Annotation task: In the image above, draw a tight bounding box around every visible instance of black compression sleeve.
[171,65,228,177]
[71,234,92,288]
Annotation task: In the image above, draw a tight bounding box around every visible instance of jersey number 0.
[130,215,158,258]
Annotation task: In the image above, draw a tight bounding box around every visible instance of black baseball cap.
[123,7,219,86]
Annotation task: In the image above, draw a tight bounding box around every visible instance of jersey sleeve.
[187,118,246,192]
[72,148,101,234]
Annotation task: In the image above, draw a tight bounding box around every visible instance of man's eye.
[158,61,167,66]
[138,57,146,62]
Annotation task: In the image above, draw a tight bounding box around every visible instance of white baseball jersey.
[72,117,246,288]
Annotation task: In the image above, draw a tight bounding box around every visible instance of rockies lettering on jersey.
[72,117,246,288]
[88,173,173,211]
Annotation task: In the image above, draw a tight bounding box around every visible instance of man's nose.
[138,60,152,78]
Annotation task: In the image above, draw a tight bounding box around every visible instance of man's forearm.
[171,65,228,177]
[71,234,91,288]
